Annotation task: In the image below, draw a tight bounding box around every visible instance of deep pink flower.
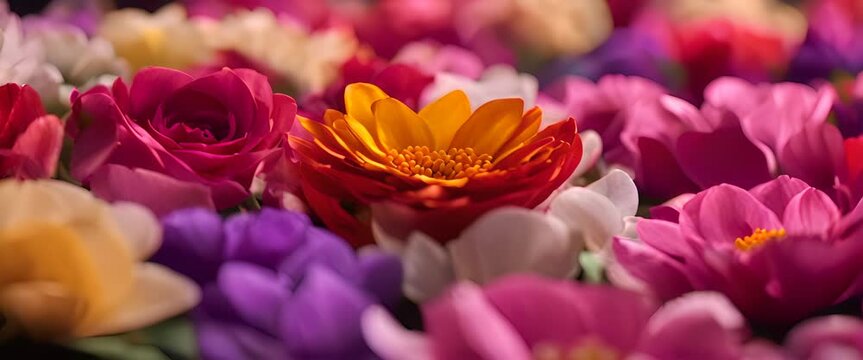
[0,83,63,179]
[363,276,748,359]
[66,67,296,215]
[784,315,863,359]
[613,176,863,325]
[561,75,844,200]
[300,56,433,119]
[541,75,666,170]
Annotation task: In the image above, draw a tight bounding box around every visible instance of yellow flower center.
[734,228,786,251]
[533,340,620,360]
[386,145,494,180]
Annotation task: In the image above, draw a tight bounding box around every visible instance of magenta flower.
[556,75,845,200]
[783,315,863,359]
[363,275,748,360]
[613,176,863,325]
[66,67,296,215]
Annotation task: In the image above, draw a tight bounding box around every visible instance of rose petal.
[89,164,215,217]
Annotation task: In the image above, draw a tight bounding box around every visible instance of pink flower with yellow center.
[614,176,863,325]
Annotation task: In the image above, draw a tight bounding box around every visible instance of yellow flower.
[0,180,199,341]
[99,4,213,71]
[290,83,581,246]
[200,8,357,93]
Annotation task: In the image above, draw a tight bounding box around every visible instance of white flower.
[25,24,128,107]
[373,170,638,303]
[0,14,62,106]
[420,65,538,111]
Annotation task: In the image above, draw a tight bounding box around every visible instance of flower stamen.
[386,146,493,180]
[734,228,786,251]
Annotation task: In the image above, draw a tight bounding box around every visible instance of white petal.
[76,263,200,337]
[550,187,623,251]
[586,169,639,217]
[402,233,456,303]
[110,202,161,260]
[448,207,579,284]
[362,305,432,360]
[571,130,603,179]
[371,219,407,255]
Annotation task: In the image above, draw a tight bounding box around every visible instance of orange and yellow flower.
[289,83,582,246]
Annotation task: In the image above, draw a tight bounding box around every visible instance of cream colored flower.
[99,4,212,71]
[201,8,357,93]
[0,180,199,341]
[458,0,612,57]
[656,0,807,45]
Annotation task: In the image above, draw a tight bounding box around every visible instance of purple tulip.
[363,275,748,359]
[613,176,863,325]
[153,208,402,360]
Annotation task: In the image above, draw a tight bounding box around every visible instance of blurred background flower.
[0,180,198,341]
[154,208,402,360]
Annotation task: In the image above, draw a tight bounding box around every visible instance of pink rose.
[67,67,296,215]
[0,83,63,179]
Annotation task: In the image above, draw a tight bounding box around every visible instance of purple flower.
[613,176,863,325]
[541,29,677,90]
[362,275,748,359]
[787,0,863,83]
[153,208,402,360]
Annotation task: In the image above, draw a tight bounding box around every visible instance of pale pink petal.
[586,169,639,217]
[450,282,533,360]
[571,130,602,179]
[362,305,432,360]
[449,207,578,283]
[550,187,623,251]
[402,233,455,303]
[641,292,745,359]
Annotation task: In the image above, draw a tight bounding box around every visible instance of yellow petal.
[75,263,200,337]
[418,90,472,150]
[340,115,387,158]
[0,281,86,340]
[110,202,161,261]
[323,109,345,126]
[449,98,525,156]
[496,106,543,158]
[374,98,435,151]
[345,83,389,131]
